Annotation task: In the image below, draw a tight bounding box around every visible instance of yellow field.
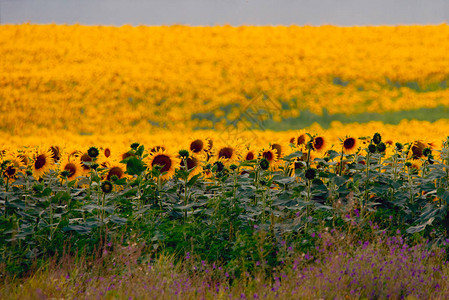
[1,24,449,140]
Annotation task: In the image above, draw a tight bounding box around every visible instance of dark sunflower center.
[245,152,254,161]
[107,166,124,180]
[6,166,16,176]
[271,144,282,158]
[180,157,197,170]
[314,137,324,150]
[64,163,77,177]
[190,140,204,153]
[104,148,111,158]
[218,147,233,159]
[80,153,92,170]
[263,150,274,161]
[297,135,306,146]
[411,141,425,159]
[35,155,46,170]
[343,138,356,149]
[152,155,172,173]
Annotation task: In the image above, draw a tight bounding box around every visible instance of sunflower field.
[3,24,449,298]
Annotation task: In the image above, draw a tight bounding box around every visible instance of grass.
[1,229,448,299]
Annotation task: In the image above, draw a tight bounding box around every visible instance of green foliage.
[2,135,449,278]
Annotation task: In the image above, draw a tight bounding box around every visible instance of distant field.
[1,24,449,143]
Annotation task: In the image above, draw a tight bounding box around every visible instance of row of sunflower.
[0,131,437,186]
[1,24,449,136]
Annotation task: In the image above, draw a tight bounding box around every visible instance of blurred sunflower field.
[4,24,449,298]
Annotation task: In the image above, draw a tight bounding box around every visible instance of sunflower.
[410,140,428,159]
[297,134,307,147]
[258,148,279,171]
[32,149,55,179]
[189,138,206,154]
[79,152,93,172]
[243,148,257,161]
[49,145,62,162]
[342,137,357,154]
[60,158,83,181]
[312,136,326,153]
[106,165,126,181]
[215,144,240,165]
[179,154,203,180]
[2,156,24,180]
[148,149,178,181]
[270,143,284,160]
[103,147,112,158]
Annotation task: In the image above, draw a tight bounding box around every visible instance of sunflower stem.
[339,147,344,176]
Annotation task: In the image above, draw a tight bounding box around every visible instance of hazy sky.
[1,0,448,26]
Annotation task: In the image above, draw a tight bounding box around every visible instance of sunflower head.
[178,149,190,159]
[190,139,205,154]
[372,133,382,145]
[215,144,240,165]
[342,137,357,154]
[297,134,307,147]
[33,149,55,179]
[312,136,326,152]
[60,158,83,181]
[244,149,256,161]
[80,153,93,171]
[148,150,178,180]
[261,148,277,164]
[259,158,270,170]
[2,156,24,180]
[104,147,112,158]
[270,143,283,159]
[101,181,114,193]
[87,146,100,159]
[410,141,427,159]
[106,165,126,182]
[49,146,62,162]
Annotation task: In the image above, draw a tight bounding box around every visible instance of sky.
[1,0,449,26]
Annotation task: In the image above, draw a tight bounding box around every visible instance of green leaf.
[63,224,91,234]
[406,217,434,234]
[437,188,449,205]
[126,157,146,176]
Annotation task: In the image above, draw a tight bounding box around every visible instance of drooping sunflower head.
[342,137,357,154]
[80,153,93,172]
[49,146,62,162]
[148,149,179,181]
[297,134,307,147]
[270,143,283,160]
[410,140,428,159]
[33,149,55,179]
